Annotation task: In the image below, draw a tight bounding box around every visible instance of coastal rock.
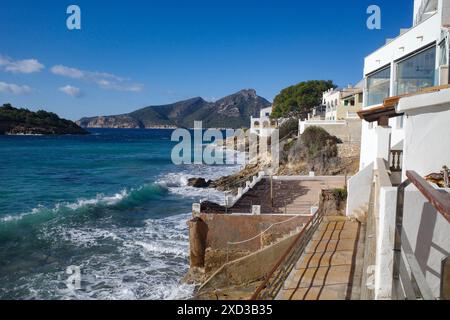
[187,178,213,188]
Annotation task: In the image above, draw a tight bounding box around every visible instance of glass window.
[396,46,436,96]
[367,66,391,106]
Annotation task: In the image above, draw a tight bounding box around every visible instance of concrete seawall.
[196,232,300,299]
[188,213,309,275]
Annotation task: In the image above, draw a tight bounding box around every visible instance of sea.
[0,128,242,300]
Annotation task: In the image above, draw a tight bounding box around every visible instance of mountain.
[0,104,88,135]
[77,89,271,129]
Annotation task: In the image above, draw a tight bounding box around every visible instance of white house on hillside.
[250,106,278,137]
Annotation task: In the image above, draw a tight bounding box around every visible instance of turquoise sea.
[0,129,240,300]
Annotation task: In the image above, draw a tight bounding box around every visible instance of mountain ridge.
[77,89,271,129]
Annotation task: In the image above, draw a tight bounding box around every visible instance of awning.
[358,84,450,123]
[357,104,400,123]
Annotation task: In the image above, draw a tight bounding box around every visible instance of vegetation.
[0,103,88,135]
[300,126,341,161]
[333,188,348,202]
[271,80,336,119]
[279,118,299,140]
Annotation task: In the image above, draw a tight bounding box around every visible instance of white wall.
[364,12,441,76]
[346,162,374,217]
[360,117,405,171]
[360,122,377,170]
[398,89,450,179]
[402,186,450,297]
[375,186,398,299]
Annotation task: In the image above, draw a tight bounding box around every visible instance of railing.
[393,170,450,300]
[250,209,323,300]
[390,150,403,172]
[226,214,307,263]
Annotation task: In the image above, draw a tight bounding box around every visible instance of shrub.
[333,188,348,201]
[279,118,299,140]
[300,126,341,160]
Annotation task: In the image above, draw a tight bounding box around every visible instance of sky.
[0,0,414,120]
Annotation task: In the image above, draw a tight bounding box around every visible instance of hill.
[0,104,88,135]
[77,89,271,129]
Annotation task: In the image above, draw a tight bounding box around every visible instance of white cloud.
[51,64,143,92]
[0,55,44,74]
[51,65,84,79]
[0,82,32,95]
[59,85,82,97]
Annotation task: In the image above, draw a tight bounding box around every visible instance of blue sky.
[0,0,413,120]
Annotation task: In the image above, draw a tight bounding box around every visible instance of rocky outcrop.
[77,89,271,129]
[77,115,142,129]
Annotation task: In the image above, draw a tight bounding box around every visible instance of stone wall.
[300,119,362,143]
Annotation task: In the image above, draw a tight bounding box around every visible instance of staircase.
[275,216,365,300]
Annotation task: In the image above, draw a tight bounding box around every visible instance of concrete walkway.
[230,177,346,215]
[276,216,364,300]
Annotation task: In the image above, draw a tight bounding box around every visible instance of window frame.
[394,43,437,96]
[366,64,391,107]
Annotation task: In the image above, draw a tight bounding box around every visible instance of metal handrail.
[393,170,450,300]
[225,214,306,263]
[250,209,323,300]
[406,171,450,223]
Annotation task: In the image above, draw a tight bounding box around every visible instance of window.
[350,99,355,106]
[396,45,436,95]
[358,93,363,104]
[367,66,391,106]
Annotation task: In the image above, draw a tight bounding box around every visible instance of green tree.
[272,80,336,119]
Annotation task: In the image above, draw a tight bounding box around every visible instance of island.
[0,103,89,135]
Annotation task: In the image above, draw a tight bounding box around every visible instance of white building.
[323,88,341,121]
[322,84,364,121]
[359,0,449,170]
[298,83,364,143]
[250,106,278,137]
[347,0,450,300]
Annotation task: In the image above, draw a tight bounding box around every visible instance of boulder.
[187,177,213,188]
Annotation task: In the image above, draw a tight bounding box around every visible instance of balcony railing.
[393,170,450,300]
[390,150,403,172]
